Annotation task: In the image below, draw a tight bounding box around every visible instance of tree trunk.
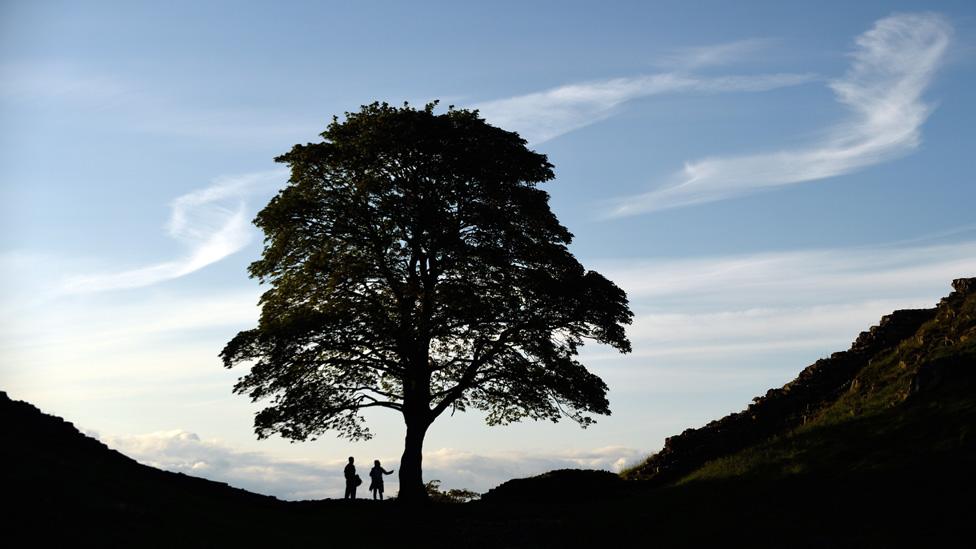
[397,417,430,502]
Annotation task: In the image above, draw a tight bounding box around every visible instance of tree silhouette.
[221,102,632,502]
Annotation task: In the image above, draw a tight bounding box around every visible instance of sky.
[1,0,975,500]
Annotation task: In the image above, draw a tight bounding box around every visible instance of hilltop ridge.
[622,277,975,484]
[0,391,286,545]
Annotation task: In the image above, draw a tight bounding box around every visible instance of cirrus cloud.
[476,72,814,146]
[60,169,285,294]
[609,13,952,216]
[473,32,813,147]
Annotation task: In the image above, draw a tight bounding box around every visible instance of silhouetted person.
[369,460,394,500]
[344,456,359,499]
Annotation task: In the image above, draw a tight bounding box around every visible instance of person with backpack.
[343,456,361,499]
[368,459,394,500]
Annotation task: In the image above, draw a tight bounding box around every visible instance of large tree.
[221,102,632,501]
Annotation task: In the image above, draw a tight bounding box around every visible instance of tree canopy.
[221,102,633,501]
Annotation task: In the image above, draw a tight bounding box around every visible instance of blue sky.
[2,1,975,499]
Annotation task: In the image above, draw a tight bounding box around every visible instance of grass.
[681,390,976,483]
[664,285,976,485]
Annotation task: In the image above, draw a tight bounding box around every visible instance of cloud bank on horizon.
[97,428,641,499]
[608,13,952,216]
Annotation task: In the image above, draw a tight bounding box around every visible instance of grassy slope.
[682,281,976,484]
[681,380,976,482]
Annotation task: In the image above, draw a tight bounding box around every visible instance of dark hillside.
[0,391,291,546]
[623,278,975,484]
[682,277,976,483]
[0,390,468,547]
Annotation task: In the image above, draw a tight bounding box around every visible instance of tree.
[424,480,480,503]
[221,102,633,502]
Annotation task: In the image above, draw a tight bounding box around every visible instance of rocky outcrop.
[625,278,976,484]
[907,277,976,396]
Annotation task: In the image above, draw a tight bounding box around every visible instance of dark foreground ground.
[2,387,974,548]
[7,470,974,548]
[4,353,976,548]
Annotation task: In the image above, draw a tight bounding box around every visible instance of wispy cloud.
[578,236,976,446]
[475,67,814,145]
[1,290,261,360]
[589,238,976,366]
[0,62,130,103]
[609,13,952,216]
[655,38,777,69]
[0,63,320,144]
[600,240,976,307]
[60,169,285,294]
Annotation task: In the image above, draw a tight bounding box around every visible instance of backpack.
[355,474,363,487]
